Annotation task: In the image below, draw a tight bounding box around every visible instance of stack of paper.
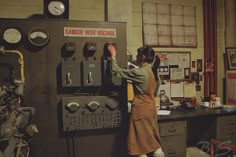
[157,110,171,115]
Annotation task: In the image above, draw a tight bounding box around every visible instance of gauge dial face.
[28,28,49,47]
[3,28,22,44]
[48,1,65,16]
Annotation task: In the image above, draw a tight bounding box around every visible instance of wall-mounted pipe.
[0,49,25,82]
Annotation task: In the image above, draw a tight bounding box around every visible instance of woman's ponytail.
[152,54,160,80]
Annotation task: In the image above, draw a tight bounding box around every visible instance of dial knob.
[105,100,118,110]
[66,102,80,112]
[86,101,100,112]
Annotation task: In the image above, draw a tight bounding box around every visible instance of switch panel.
[102,60,122,86]
[62,96,122,131]
[82,60,102,86]
[61,61,81,87]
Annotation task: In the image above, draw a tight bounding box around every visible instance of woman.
[108,45,164,157]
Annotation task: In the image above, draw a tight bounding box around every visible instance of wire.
[72,134,76,157]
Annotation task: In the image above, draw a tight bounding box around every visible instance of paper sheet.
[170,68,185,80]
[183,81,196,98]
[159,81,171,98]
[157,110,171,115]
[170,81,183,97]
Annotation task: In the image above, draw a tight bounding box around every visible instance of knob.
[105,100,118,110]
[66,102,80,112]
[86,101,100,112]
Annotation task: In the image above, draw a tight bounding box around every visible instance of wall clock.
[44,0,69,19]
[28,28,50,47]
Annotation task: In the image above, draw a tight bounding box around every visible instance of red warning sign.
[64,27,116,38]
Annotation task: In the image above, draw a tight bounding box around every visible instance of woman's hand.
[108,44,116,59]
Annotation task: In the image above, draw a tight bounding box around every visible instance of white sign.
[64,27,116,38]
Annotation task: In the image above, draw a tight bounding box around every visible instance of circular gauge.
[48,1,65,16]
[3,27,23,45]
[28,28,50,47]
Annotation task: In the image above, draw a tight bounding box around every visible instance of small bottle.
[210,92,216,101]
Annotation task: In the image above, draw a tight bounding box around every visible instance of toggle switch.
[87,72,93,84]
[65,72,72,85]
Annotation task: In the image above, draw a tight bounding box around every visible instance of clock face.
[3,28,22,44]
[48,1,65,16]
[28,28,50,47]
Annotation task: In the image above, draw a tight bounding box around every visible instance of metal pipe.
[0,50,25,82]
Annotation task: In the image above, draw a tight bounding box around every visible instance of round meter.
[28,28,50,47]
[48,1,65,16]
[3,27,23,45]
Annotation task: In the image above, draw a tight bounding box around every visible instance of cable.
[72,134,76,157]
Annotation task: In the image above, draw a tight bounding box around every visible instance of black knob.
[105,100,118,110]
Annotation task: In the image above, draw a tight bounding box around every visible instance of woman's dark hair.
[138,46,160,80]
[142,47,155,63]
[152,54,160,80]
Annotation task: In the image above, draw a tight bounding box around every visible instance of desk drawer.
[218,115,236,129]
[219,129,236,138]
[159,121,186,136]
[161,135,186,157]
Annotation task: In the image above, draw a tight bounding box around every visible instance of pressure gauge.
[28,28,50,47]
[3,27,23,45]
[48,1,65,16]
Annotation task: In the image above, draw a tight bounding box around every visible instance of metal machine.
[0,19,127,157]
[0,50,38,157]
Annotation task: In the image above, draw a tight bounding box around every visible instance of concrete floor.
[186,147,210,157]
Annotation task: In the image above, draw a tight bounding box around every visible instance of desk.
[157,107,236,157]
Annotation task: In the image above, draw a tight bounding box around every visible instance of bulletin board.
[157,51,197,99]
[157,51,191,80]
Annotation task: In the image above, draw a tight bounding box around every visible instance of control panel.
[62,96,121,131]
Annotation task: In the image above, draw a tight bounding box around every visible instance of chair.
[210,137,236,157]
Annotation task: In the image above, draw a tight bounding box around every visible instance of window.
[142,3,197,47]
